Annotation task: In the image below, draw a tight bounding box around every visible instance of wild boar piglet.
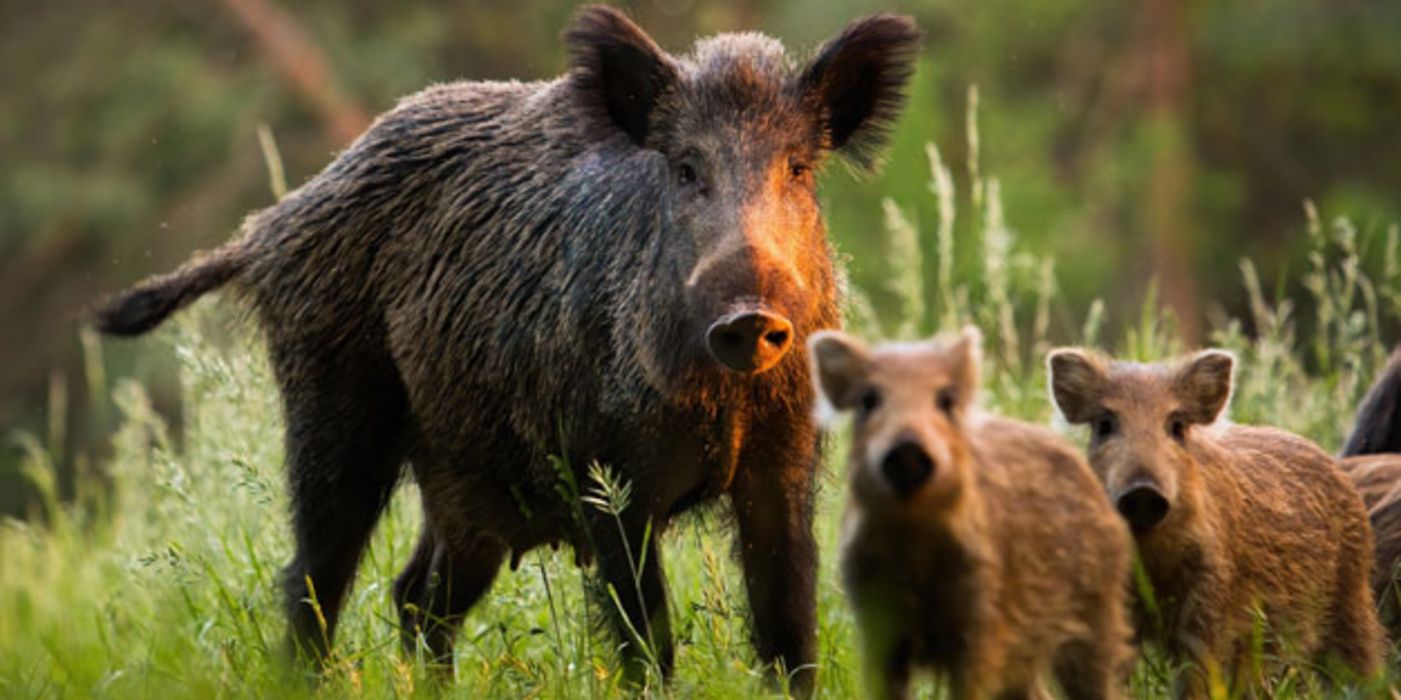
[1048,347,1385,695]
[812,327,1134,700]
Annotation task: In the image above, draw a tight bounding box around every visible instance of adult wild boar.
[91,6,921,689]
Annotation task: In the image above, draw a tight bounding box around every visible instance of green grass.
[4,121,1401,698]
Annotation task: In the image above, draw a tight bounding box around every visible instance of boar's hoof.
[880,441,935,498]
[1115,480,1170,535]
[706,310,794,374]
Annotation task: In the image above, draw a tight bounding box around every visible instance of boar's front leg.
[589,504,674,685]
[730,425,820,695]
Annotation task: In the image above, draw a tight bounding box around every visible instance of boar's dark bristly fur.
[89,6,922,692]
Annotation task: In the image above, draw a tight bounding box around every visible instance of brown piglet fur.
[1048,348,1385,695]
[813,328,1134,700]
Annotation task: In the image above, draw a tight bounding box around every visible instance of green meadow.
[4,113,1401,698]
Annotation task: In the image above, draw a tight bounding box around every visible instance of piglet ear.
[947,326,983,405]
[797,14,922,169]
[566,5,678,146]
[1174,350,1235,424]
[1047,348,1109,424]
[809,330,872,414]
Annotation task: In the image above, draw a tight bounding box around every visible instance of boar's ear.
[809,331,872,415]
[566,5,678,146]
[1047,349,1108,424]
[1174,350,1235,424]
[798,14,922,169]
[945,326,983,406]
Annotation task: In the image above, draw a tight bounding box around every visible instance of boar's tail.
[1342,347,1401,457]
[90,240,251,337]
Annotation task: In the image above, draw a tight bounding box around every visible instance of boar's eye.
[677,162,697,187]
[1168,415,1188,443]
[935,387,958,415]
[1093,413,1117,440]
[858,387,881,416]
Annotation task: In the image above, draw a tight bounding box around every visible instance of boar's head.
[567,7,920,378]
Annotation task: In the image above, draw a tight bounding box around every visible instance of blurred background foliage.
[2,0,1399,515]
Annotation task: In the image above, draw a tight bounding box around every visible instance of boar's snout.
[1114,476,1170,535]
[879,441,935,498]
[705,310,794,374]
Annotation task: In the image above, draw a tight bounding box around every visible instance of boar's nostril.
[705,310,794,374]
[880,442,935,498]
[1115,483,1170,535]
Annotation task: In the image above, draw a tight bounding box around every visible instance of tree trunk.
[1142,0,1202,343]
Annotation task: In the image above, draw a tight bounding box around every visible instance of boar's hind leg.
[392,529,436,654]
[393,528,505,666]
[730,432,819,696]
[276,344,409,664]
[590,507,674,685]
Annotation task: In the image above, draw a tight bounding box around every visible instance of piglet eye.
[859,387,881,416]
[936,388,958,415]
[1094,414,1117,439]
[789,161,811,181]
[1169,418,1188,442]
